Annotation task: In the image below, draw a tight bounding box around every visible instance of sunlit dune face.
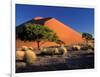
[34,17,43,20]
[45,18,84,44]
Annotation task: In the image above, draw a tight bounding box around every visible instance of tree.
[17,23,59,50]
[55,40,65,46]
[82,33,93,44]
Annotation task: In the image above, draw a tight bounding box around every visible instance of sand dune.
[16,17,83,48]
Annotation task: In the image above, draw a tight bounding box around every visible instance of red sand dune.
[16,17,84,48]
[45,18,83,44]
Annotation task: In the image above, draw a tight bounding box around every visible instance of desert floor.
[16,50,94,73]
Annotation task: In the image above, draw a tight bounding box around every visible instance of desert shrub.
[24,50,37,65]
[16,62,26,69]
[54,48,59,55]
[40,48,47,55]
[58,48,64,55]
[40,47,68,56]
[59,47,68,55]
[41,48,60,55]
[88,44,94,51]
[63,47,68,55]
[40,46,44,51]
[16,51,25,60]
[41,48,54,55]
[80,45,89,51]
[49,48,56,55]
[59,46,68,55]
[72,45,81,51]
[28,47,33,50]
[21,46,28,51]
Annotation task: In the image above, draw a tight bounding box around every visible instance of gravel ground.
[16,51,94,73]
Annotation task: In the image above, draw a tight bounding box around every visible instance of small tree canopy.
[82,33,93,44]
[17,23,59,49]
[82,33,93,40]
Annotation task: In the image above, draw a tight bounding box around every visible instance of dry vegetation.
[16,44,94,73]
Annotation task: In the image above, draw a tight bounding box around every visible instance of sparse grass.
[16,44,94,73]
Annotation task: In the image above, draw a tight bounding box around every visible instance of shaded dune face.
[16,17,84,48]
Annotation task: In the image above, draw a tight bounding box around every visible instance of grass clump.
[21,46,28,51]
[40,46,68,56]
[72,45,81,51]
[41,48,53,55]
[24,50,37,65]
[16,51,25,61]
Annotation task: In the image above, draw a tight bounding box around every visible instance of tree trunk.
[37,41,40,50]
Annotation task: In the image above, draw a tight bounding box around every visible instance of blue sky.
[16,4,94,35]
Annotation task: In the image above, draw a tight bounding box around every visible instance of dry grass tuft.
[25,50,37,64]
[72,45,81,51]
[21,46,28,51]
[16,51,25,60]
